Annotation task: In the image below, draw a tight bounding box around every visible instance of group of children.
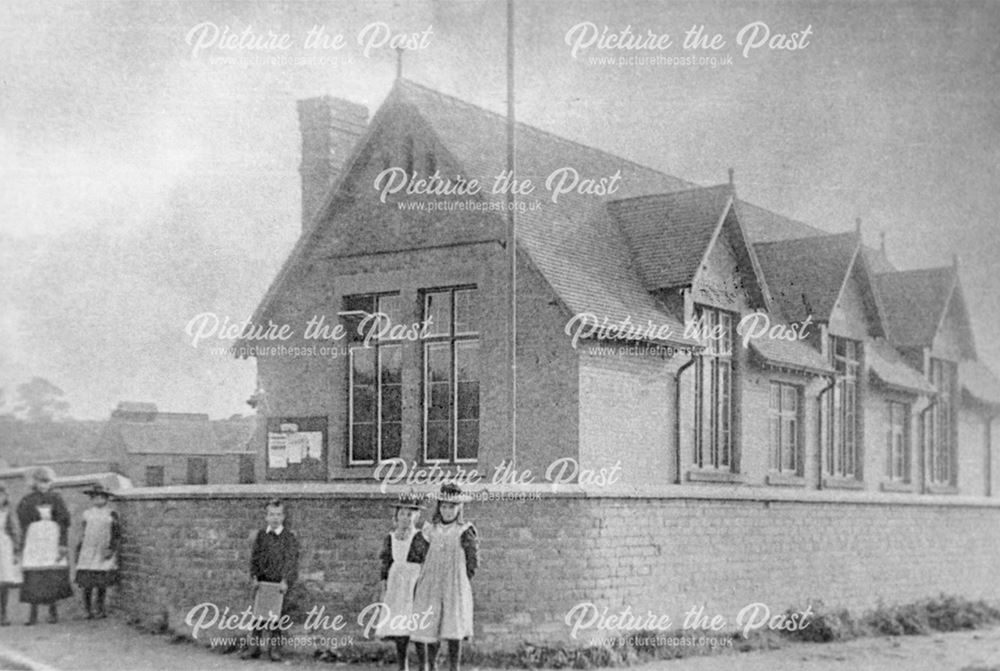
[0,469,479,670]
[244,483,479,670]
[0,467,121,626]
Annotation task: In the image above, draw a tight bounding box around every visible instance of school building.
[113,78,1000,647]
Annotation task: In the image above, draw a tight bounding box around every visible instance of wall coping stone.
[114,482,1000,508]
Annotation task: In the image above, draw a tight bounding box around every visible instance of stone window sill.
[686,470,744,484]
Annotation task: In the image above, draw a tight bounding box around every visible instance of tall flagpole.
[506,0,517,468]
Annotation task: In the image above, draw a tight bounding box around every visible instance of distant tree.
[13,377,70,422]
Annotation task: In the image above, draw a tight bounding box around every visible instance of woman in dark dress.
[17,467,73,625]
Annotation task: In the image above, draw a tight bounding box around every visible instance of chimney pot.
[298,96,368,231]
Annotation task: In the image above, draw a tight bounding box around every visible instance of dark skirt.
[75,569,118,589]
[20,568,73,604]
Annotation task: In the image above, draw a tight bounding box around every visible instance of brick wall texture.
[114,491,1000,648]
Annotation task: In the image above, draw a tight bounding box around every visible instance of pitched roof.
[393,80,703,341]
[608,184,733,289]
[735,200,825,242]
[867,338,935,395]
[960,360,1000,407]
[749,337,833,375]
[753,232,859,323]
[874,266,956,348]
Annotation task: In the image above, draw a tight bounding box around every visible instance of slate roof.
[392,80,701,342]
[609,184,734,290]
[874,266,957,349]
[753,232,859,323]
[867,338,935,395]
[749,337,833,375]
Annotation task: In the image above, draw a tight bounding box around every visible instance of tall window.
[826,336,860,478]
[769,382,800,474]
[345,293,403,465]
[886,401,909,483]
[423,287,480,463]
[927,358,956,485]
[694,307,734,470]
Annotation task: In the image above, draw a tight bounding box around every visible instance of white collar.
[266,525,284,536]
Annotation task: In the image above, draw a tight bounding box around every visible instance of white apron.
[410,522,474,642]
[76,507,117,572]
[376,529,422,638]
[21,505,66,570]
[0,510,22,585]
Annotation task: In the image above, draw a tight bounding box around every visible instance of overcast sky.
[2,0,998,419]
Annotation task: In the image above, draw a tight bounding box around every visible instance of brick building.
[96,402,256,486]
[244,78,1000,495]
[113,80,1000,648]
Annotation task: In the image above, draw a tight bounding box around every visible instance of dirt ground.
[1,597,999,671]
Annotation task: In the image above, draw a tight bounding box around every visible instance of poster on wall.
[265,416,327,481]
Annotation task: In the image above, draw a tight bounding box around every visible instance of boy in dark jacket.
[241,498,299,662]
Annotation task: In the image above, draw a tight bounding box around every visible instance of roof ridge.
[607,182,732,206]
[396,78,692,183]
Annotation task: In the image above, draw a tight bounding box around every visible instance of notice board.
[265,416,327,481]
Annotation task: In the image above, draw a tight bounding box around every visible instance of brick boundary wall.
[113,486,1000,649]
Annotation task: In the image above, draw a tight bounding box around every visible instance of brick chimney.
[297,96,368,230]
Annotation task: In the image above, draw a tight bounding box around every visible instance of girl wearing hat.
[376,494,427,671]
[0,485,23,626]
[17,467,73,625]
[411,484,479,671]
[75,484,121,619]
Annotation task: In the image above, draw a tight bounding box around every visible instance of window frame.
[927,357,957,486]
[693,306,736,472]
[825,336,861,479]
[421,285,480,465]
[769,381,802,475]
[345,292,404,466]
[885,400,910,483]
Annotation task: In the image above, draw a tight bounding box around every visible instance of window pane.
[352,346,375,385]
[380,345,401,384]
[427,343,450,383]
[770,417,781,470]
[424,292,451,336]
[456,420,479,460]
[457,381,479,420]
[343,295,376,341]
[381,423,402,460]
[352,424,375,462]
[454,288,478,335]
[426,421,450,460]
[377,295,404,333]
[381,385,402,422]
[353,385,375,423]
[456,341,479,381]
[428,383,450,420]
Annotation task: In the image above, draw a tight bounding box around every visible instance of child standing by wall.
[74,484,121,619]
[411,484,479,671]
[17,467,72,625]
[241,498,299,663]
[377,495,426,671]
[0,485,22,626]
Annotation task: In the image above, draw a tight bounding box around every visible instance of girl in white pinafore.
[0,485,23,626]
[377,496,426,671]
[410,484,478,671]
